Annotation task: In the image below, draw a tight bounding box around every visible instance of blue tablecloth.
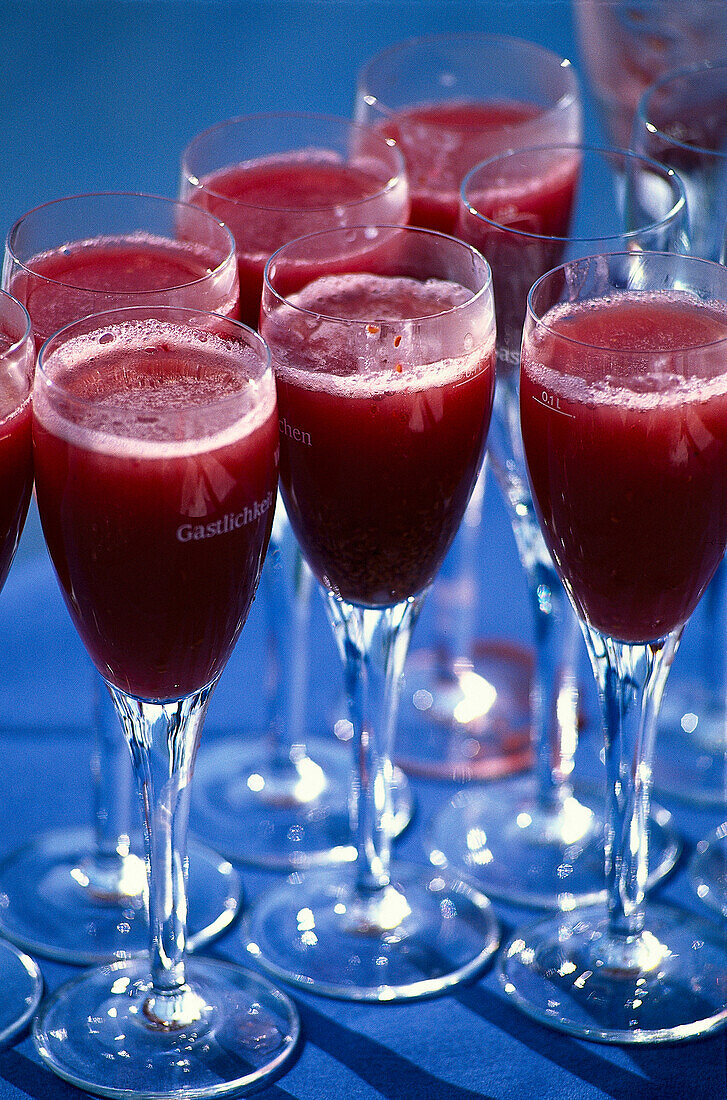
[0,2,725,1097]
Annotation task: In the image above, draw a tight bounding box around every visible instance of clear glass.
[248,224,500,1000]
[0,291,42,1042]
[181,111,414,866]
[1,191,242,963]
[633,58,727,808]
[32,305,299,1095]
[428,145,688,908]
[573,0,727,148]
[355,33,582,777]
[501,251,727,1043]
[180,111,410,327]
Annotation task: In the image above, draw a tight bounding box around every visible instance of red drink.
[263,272,495,607]
[457,150,581,356]
[0,342,33,591]
[12,234,239,347]
[0,310,34,595]
[33,318,278,700]
[379,100,546,234]
[520,293,727,642]
[190,155,408,328]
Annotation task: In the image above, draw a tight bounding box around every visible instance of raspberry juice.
[12,233,239,347]
[379,100,548,234]
[190,155,409,328]
[33,318,278,701]
[0,327,33,593]
[263,271,496,607]
[457,149,581,354]
[520,292,727,643]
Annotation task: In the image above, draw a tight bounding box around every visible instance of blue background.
[0,2,725,1098]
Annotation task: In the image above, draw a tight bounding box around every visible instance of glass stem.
[81,676,141,900]
[430,460,487,664]
[699,560,727,717]
[526,558,580,815]
[261,509,313,773]
[108,680,215,1026]
[583,627,681,938]
[489,364,580,816]
[324,592,426,893]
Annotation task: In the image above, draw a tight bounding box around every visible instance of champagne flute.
[181,111,414,867]
[246,224,500,1000]
[32,304,299,1096]
[355,32,583,777]
[1,191,242,963]
[502,250,727,1042]
[633,57,727,805]
[429,145,688,908]
[0,290,42,1043]
[634,56,727,910]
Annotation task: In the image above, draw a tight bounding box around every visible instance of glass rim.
[526,250,727,353]
[262,222,493,326]
[180,110,406,211]
[0,289,32,358]
[357,31,580,124]
[461,142,687,245]
[6,191,237,295]
[637,57,727,159]
[36,303,272,415]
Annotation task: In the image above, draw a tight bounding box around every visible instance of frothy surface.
[36,318,275,455]
[290,271,472,319]
[202,151,388,209]
[383,100,544,192]
[525,291,727,409]
[25,233,219,290]
[267,272,492,396]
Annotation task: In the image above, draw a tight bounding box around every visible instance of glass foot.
[33,956,300,1098]
[191,735,413,868]
[0,826,240,964]
[653,682,726,806]
[427,776,680,908]
[0,939,42,1046]
[245,861,499,1002]
[690,827,727,917]
[395,639,534,780]
[499,903,727,1043]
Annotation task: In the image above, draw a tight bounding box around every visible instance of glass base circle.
[653,682,726,806]
[0,827,241,965]
[395,639,534,780]
[690,828,727,917]
[499,903,727,1043]
[0,939,42,1046]
[428,776,680,908]
[191,736,413,868]
[245,861,499,1002]
[33,956,300,1099]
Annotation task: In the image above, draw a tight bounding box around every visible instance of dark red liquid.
[0,387,33,594]
[12,235,238,347]
[521,293,727,642]
[191,157,402,328]
[379,99,545,234]
[263,272,495,607]
[457,152,580,356]
[33,321,278,700]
